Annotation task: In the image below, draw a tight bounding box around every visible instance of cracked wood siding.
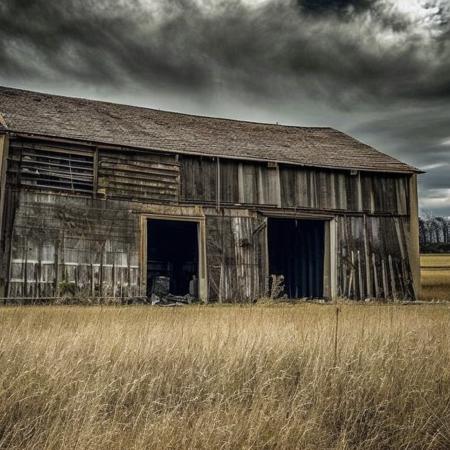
[336,215,414,300]
[205,211,266,302]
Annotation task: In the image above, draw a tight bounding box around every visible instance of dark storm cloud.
[298,0,378,15]
[1,0,449,101]
[0,0,449,214]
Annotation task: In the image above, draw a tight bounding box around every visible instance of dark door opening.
[268,218,325,299]
[147,219,199,296]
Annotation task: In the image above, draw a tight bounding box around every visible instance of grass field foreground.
[0,305,450,449]
[421,253,450,301]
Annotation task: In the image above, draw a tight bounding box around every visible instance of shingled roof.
[0,86,418,173]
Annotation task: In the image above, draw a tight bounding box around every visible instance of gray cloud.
[0,0,449,215]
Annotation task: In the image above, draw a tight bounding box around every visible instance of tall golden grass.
[1,304,450,449]
[421,254,450,301]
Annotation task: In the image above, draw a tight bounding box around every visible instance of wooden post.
[408,174,421,300]
[93,147,99,198]
[363,215,373,298]
[23,237,28,299]
[0,134,9,297]
[90,263,95,297]
[216,157,221,211]
[99,244,104,299]
[54,239,60,297]
[0,134,9,241]
[112,260,116,300]
[329,219,337,301]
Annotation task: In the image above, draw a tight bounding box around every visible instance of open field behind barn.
[1,304,450,449]
[421,254,450,301]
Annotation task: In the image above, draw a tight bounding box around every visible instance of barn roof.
[0,86,418,173]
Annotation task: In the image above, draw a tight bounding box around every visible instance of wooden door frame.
[140,206,207,302]
[262,212,337,301]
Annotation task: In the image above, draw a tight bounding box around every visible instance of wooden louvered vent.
[15,145,94,194]
[98,152,180,202]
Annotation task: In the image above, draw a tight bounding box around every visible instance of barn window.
[18,147,94,194]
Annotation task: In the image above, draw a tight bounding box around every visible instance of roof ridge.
[0,85,334,132]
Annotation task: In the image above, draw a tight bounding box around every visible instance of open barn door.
[146,219,199,297]
[268,218,325,299]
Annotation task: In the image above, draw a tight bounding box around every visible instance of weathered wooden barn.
[0,86,421,302]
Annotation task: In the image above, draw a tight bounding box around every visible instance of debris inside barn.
[149,275,197,305]
[0,86,422,303]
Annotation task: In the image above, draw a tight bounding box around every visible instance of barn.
[0,86,421,303]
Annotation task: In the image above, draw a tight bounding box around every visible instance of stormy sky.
[0,0,449,215]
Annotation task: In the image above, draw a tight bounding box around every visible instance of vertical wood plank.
[238,163,245,204]
[363,215,373,298]
[388,254,397,299]
[357,250,363,299]
[382,258,389,298]
[372,253,380,298]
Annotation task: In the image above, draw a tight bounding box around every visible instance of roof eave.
[4,129,421,175]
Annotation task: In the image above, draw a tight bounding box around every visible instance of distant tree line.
[419,216,450,253]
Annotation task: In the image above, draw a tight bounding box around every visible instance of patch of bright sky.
[385,0,448,32]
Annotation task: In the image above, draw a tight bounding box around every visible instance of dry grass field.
[1,304,450,449]
[421,254,450,301]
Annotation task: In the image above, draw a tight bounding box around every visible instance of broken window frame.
[12,143,95,195]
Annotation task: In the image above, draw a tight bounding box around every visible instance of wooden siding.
[0,136,418,302]
[336,215,414,300]
[5,191,141,300]
[98,150,180,203]
[181,156,410,215]
[205,211,267,302]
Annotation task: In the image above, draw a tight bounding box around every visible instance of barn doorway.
[146,219,199,297]
[268,218,325,298]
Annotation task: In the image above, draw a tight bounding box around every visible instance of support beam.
[408,174,421,300]
[0,134,9,239]
[0,134,9,297]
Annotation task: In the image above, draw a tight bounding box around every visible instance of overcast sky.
[1,0,449,215]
